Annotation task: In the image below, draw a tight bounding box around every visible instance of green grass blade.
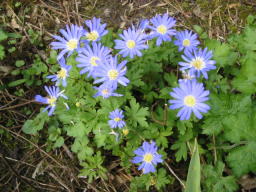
[185,139,201,192]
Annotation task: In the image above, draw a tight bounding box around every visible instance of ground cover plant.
[18,12,256,191]
[1,1,256,191]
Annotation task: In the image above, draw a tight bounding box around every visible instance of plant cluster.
[21,13,256,191]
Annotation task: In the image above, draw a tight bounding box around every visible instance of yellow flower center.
[66,39,78,50]
[157,25,167,35]
[122,129,129,136]
[191,58,205,70]
[86,31,99,41]
[182,39,191,47]
[75,102,81,107]
[57,68,67,79]
[90,56,100,66]
[114,117,121,122]
[150,178,156,186]
[102,89,109,95]
[108,69,119,80]
[184,95,196,107]
[143,153,153,163]
[126,40,136,49]
[48,96,57,106]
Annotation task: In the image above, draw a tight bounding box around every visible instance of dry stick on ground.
[48,172,72,192]
[164,161,186,189]
[1,124,98,191]
[0,153,60,191]
[0,125,63,167]
[0,100,34,111]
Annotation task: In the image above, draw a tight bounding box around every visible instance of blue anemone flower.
[93,56,130,89]
[179,48,216,79]
[138,19,149,31]
[114,27,148,59]
[108,109,126,128]
[93,84,123,99]
[84,17,108,42]
[46,58,72,87]
[174,30,200,53]
[148,13,176,46]
[178,70,195,83]
[35,86,68,116]
[132,141,163,174]
[169,79,210,120]
[76,43,111,78]
[51,24,84,60]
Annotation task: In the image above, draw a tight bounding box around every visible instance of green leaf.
[125,99,149,127]
[247,15,256,25]
[0,45,5,60]
[171,142,188,162]
[231,51,256,94]
[202,94,252,136]
[0,30,8,42]
[53,137,64,148]
[79,152,107,183]
[222,112,256,143]
[206,39,238,67]
[171,128,193,162]
[227,141,256,177]
[155,168,173,190]
[15,60,25,67]
[185,139,201,192]
[71,137,93,161]
[193,25,204,34]
[8,79,26,87]
[66,122,88,138]
[202,161,238,192]
[22,112,49,134]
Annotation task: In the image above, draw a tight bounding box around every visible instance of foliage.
[19,15,256,191]
[202,161,238,192]
[185,139,201,192]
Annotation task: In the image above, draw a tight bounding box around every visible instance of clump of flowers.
[34,12,216,179]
